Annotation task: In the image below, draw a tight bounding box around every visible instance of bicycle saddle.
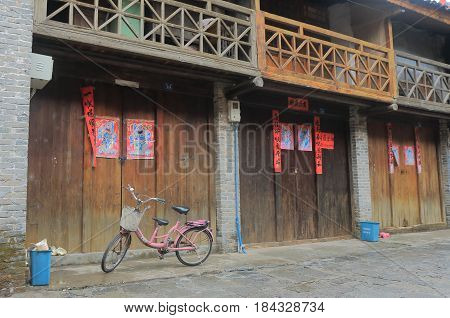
[152,217,169,226]
[171,206,190,215]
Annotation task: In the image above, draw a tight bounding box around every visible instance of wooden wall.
[368,118,443,229]
[239,104,351,244]
[27,78,215,252]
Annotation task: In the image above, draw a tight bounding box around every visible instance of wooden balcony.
[256,11,396,102]
[396,51,450,113]
[34,0,258,76]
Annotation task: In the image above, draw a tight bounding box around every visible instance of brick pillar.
[348,108,373,235]
[438,120,450,226]
[0,0,33,296]
[213,83,239,253]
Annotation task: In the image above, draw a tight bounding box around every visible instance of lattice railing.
[35,0,255,65]
[257,11,394,98]
[396,51,450,105]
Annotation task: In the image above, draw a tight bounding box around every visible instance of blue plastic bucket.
[360,221,380,242]
[29,250,52,286]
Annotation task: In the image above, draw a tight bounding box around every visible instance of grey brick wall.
[348,108,372,234]
[213,82,239,253]
[438,120,450,226]
[0,0,33,296]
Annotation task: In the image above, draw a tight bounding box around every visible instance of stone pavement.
[13,229,450,297]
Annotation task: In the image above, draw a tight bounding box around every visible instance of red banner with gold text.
[272,110,282,173]
[81,86,96,167]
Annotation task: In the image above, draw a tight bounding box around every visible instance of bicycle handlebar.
[124,185,166,205]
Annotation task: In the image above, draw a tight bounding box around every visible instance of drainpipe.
[233,122,246,254]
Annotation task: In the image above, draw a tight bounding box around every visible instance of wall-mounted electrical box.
[228,100,241,123]
[30,53,53,90]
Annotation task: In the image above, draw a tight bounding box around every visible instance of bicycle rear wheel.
[175,228,212,266]
[101,232,131,273]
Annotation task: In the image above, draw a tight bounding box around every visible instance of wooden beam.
[259,80,387,108]
[396,106,450,120]
[33,23,259,78]
[360,103,398,116]
[386,0,450,25]
[224,77,264,99]
[33,39,244,84]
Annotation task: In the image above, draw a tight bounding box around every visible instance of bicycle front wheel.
[176,228,213,266]
[101,232,131,273]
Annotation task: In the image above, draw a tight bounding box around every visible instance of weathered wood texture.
[396,51,450,113]
[27,79,84,252]
[239,105,351,244]
[27,78,215,253]
[82,83,123,252]
[256,11,395,103]
[34,0,257,75]
[368,118,443,229]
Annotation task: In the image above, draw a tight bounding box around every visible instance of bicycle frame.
[123,221,211,252]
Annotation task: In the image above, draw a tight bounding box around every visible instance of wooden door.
[317,117,351,238]
[28,79,216,253]
[368,118,443,229]
[82,84,122,252]
[280,119,317,241]
[368,119,392,228]
[239,105,351,244]
[121,88,157,249]
[390,122,420,227]
[27,79,84,251]
[240,107,277,244]
[417,125,443,224]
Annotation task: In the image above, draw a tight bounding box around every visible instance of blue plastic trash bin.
[360,221,380,242]
[29,250,52,286]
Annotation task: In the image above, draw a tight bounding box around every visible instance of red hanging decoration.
[272,110,282,173]
[314,116,335,175]
[81,86,96,167]
[314,116,323,175]
[415,127,422,174]
[288,97,309,112]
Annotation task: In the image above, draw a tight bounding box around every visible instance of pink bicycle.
[101,185,213,273]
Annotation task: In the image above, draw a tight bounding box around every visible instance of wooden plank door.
[27,79,84,252]
[293,135,317,240]
[239,107,277,244]
[82,84,122,252]
[368,119,392,228]
[417,125,443,225]
[121,88,157,249]
[391,122,420,227]
[316,117,351,238]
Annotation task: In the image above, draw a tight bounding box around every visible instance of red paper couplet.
[319,132,334,150]
[387,123,394,174]
[314,116,323,175]
[272,110,282,173]
[313,116,335,175]
[288,97,309,112]
[415,127,422,174]
[81,86,96,167]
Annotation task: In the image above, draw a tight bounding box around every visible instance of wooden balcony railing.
[396,51,450,111]
[257,11,395,102]
[34,0,257,75]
